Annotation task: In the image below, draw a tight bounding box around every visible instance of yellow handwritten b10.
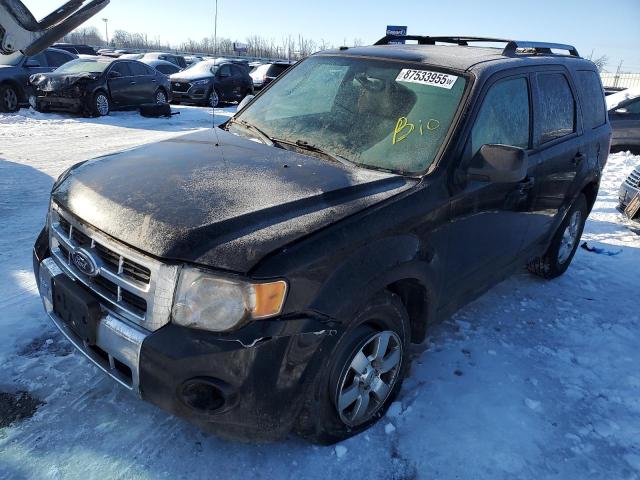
[392,117,440,145]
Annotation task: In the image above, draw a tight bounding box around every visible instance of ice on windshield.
[236,56,466,173]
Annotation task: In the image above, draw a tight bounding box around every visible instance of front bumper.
[619,179,639,210]
[35,95,85,113]
[34,236,338,439]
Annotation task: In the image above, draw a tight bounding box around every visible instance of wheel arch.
[0,78,25,102]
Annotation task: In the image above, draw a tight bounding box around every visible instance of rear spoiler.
[0,0,109,56]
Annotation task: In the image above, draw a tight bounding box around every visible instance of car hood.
[52,129,417,273]
[30,71,100,91]
[170,71,212,82]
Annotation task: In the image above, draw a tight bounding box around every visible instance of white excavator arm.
[0,0,109,56]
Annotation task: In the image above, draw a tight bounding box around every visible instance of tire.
[155,89,168,105]
[528,194,588,279]
[91,91,110,117]
[208,89,220,108]
[295,291,410,445]
[0,84,20,112]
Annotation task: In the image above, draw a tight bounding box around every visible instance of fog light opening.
[180,379,226,413]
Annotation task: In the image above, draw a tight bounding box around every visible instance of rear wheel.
[0,84,20,112]
[155,89,167,104]
[528,194,588,279]
[91,91,110,117]
[295,291,410,445]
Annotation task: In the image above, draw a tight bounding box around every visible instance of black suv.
[33,36,610,444]
[170,60,253,107]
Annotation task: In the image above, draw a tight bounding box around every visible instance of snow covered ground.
[0,106,639,479]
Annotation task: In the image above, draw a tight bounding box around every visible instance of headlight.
[171,267,288,332]
[192,79,210,86]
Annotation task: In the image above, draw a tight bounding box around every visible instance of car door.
[445,73,539,294]
[526,70,583,242]
[215,64,234,100]
[129,62,156,104]
[609,97,640,150]
[107,62,134,107]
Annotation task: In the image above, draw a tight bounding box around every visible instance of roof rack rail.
[373,36,580,58]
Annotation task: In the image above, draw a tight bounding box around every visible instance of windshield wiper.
[273,138,353,167]
[228,118,274,146]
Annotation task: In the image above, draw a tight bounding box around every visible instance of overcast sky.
[22,0,640,72]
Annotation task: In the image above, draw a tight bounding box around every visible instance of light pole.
[102,18,109,45]
[213,0,218,55]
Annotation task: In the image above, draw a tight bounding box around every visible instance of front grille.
[49,204,179,331]
[171,81,191,93]
[625,168,640,189]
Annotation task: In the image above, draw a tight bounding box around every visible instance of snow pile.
[0,108,638,479]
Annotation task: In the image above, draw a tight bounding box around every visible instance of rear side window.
[537,73,576,143]
[471,77,530,156]
[46,50,72,68]
[575,70,606,129]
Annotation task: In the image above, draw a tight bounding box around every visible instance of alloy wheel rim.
[336,330,402,426]
[96,95,109,115]
[156,91,166,104]
[210,91,218,107]
[558,210,582,264]
[4,88,17,110]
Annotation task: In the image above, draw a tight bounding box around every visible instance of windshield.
[234,56,467,173]
[0,52,23,66]
[55,59,111,74]
[182,61,217,76]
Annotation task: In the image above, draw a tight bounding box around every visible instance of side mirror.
[614,107,628,114]
[467,144,528,183]
[24,58,41,68]
[108,70,121,79]
[237,95,254,112]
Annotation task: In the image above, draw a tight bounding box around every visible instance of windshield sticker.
[396,69,458,89]
[392,117,441,145]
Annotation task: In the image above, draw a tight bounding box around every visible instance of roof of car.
[318,42,595,74]
[142,59,179,67]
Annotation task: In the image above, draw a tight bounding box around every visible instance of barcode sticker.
[396,69,458,89]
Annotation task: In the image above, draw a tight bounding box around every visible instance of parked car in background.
[52,43,99,56]
[34,35,609,444]
[184,55,203,66]
[0,47,76,112]
[607,88,640,154]
[142,59,182,76]
[30,57,171,116]
[170,60,253,107]
[142,52,187,69]
[250,62,291,89]
[619,164,640,212]
[118,53,145,60]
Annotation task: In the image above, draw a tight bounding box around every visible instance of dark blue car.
[0,47,76,112]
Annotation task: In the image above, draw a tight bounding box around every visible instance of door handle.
[518,177,535,192]
[130,81,136,85]
[572,152,585,165]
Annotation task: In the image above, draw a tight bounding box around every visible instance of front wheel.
[155,89,167,104]
[91,91,110,117]
[528,194,588,279]
[208,89,220,108]
[0,84,20,112]
[295,291,410,445]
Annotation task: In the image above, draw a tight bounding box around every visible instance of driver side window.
[218,65,231,77]
[470,77,530,156]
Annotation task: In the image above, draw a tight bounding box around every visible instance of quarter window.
[575,70,606,129]
[538,73,576,143]
[471,77,530,156]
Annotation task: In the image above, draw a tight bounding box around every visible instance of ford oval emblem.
[71,249,98,277]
